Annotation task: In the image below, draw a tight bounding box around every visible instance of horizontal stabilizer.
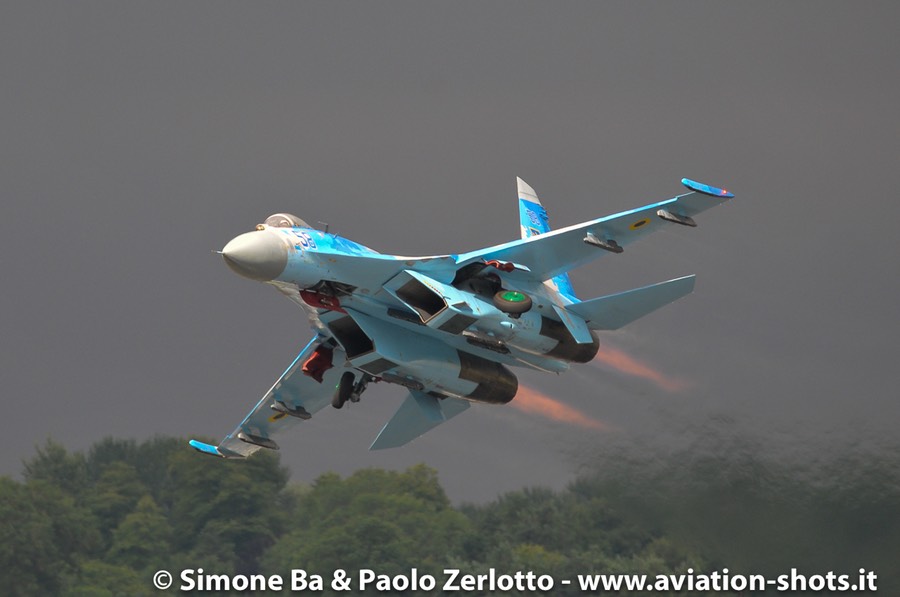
[370,391,470,450]
[566,275,696,330]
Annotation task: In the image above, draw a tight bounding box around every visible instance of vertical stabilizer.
[516,177,578,302]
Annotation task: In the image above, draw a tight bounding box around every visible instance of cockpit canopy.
[264,213,309,229]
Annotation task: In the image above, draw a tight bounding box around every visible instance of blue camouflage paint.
[278,228,379,256]
[681,178,734,198]
[194,177,735,456]
[189,439,223,457]
[519,198,578,302]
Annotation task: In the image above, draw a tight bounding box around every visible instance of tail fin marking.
[516,177,578,302]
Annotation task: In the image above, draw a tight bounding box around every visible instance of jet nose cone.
[221,231,288,281]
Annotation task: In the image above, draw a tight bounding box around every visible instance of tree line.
[1,437,708,596]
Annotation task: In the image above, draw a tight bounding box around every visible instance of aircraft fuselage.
[221,224,598,403]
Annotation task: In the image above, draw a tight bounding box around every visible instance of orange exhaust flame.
[592,344,688,392]
[511,386,610,431]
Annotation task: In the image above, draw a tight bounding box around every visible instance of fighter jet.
[190,178,733,457]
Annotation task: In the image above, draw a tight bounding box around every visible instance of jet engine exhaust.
[511,385,610,431]
[592,344,688,392]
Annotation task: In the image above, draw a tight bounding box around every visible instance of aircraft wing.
[456,178,734,283]
[189,337,349,458]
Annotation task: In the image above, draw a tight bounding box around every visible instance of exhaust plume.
[512,385,610,431]
[593,343,688,392]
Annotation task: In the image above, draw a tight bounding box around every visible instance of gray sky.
[2,2,898,502]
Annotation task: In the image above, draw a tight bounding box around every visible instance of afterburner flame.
[512,386,610,431]
[592,344,687,392]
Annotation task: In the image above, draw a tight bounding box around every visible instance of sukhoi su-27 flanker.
[190,177,733,457]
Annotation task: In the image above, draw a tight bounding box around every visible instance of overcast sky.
[1,2,898,502]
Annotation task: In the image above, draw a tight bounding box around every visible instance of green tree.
[462,484,651,562]
[23,439,89,497]
[84,461,148,542]
[0,477,62,595]
[85,438,140,481]
[164,446,288,574]
[0,477,99,595]
[261,466,471,590]
[4,436,742,597]
[61,560,147,597]
[106,495,173,572]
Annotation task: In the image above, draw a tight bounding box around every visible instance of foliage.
[260,465,470,590]
[4,437,290,595]
[15,435,894,596]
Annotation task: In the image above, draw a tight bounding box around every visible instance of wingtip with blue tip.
[681,178,734,198]
[189,439,224,457]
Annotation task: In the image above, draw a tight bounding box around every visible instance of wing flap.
[566,275,696,330]
[369,391,471,450]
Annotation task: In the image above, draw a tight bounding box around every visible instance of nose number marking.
[286,230,316,250]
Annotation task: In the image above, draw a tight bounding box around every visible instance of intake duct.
[394,276,446,322]
[327,316,374,359]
